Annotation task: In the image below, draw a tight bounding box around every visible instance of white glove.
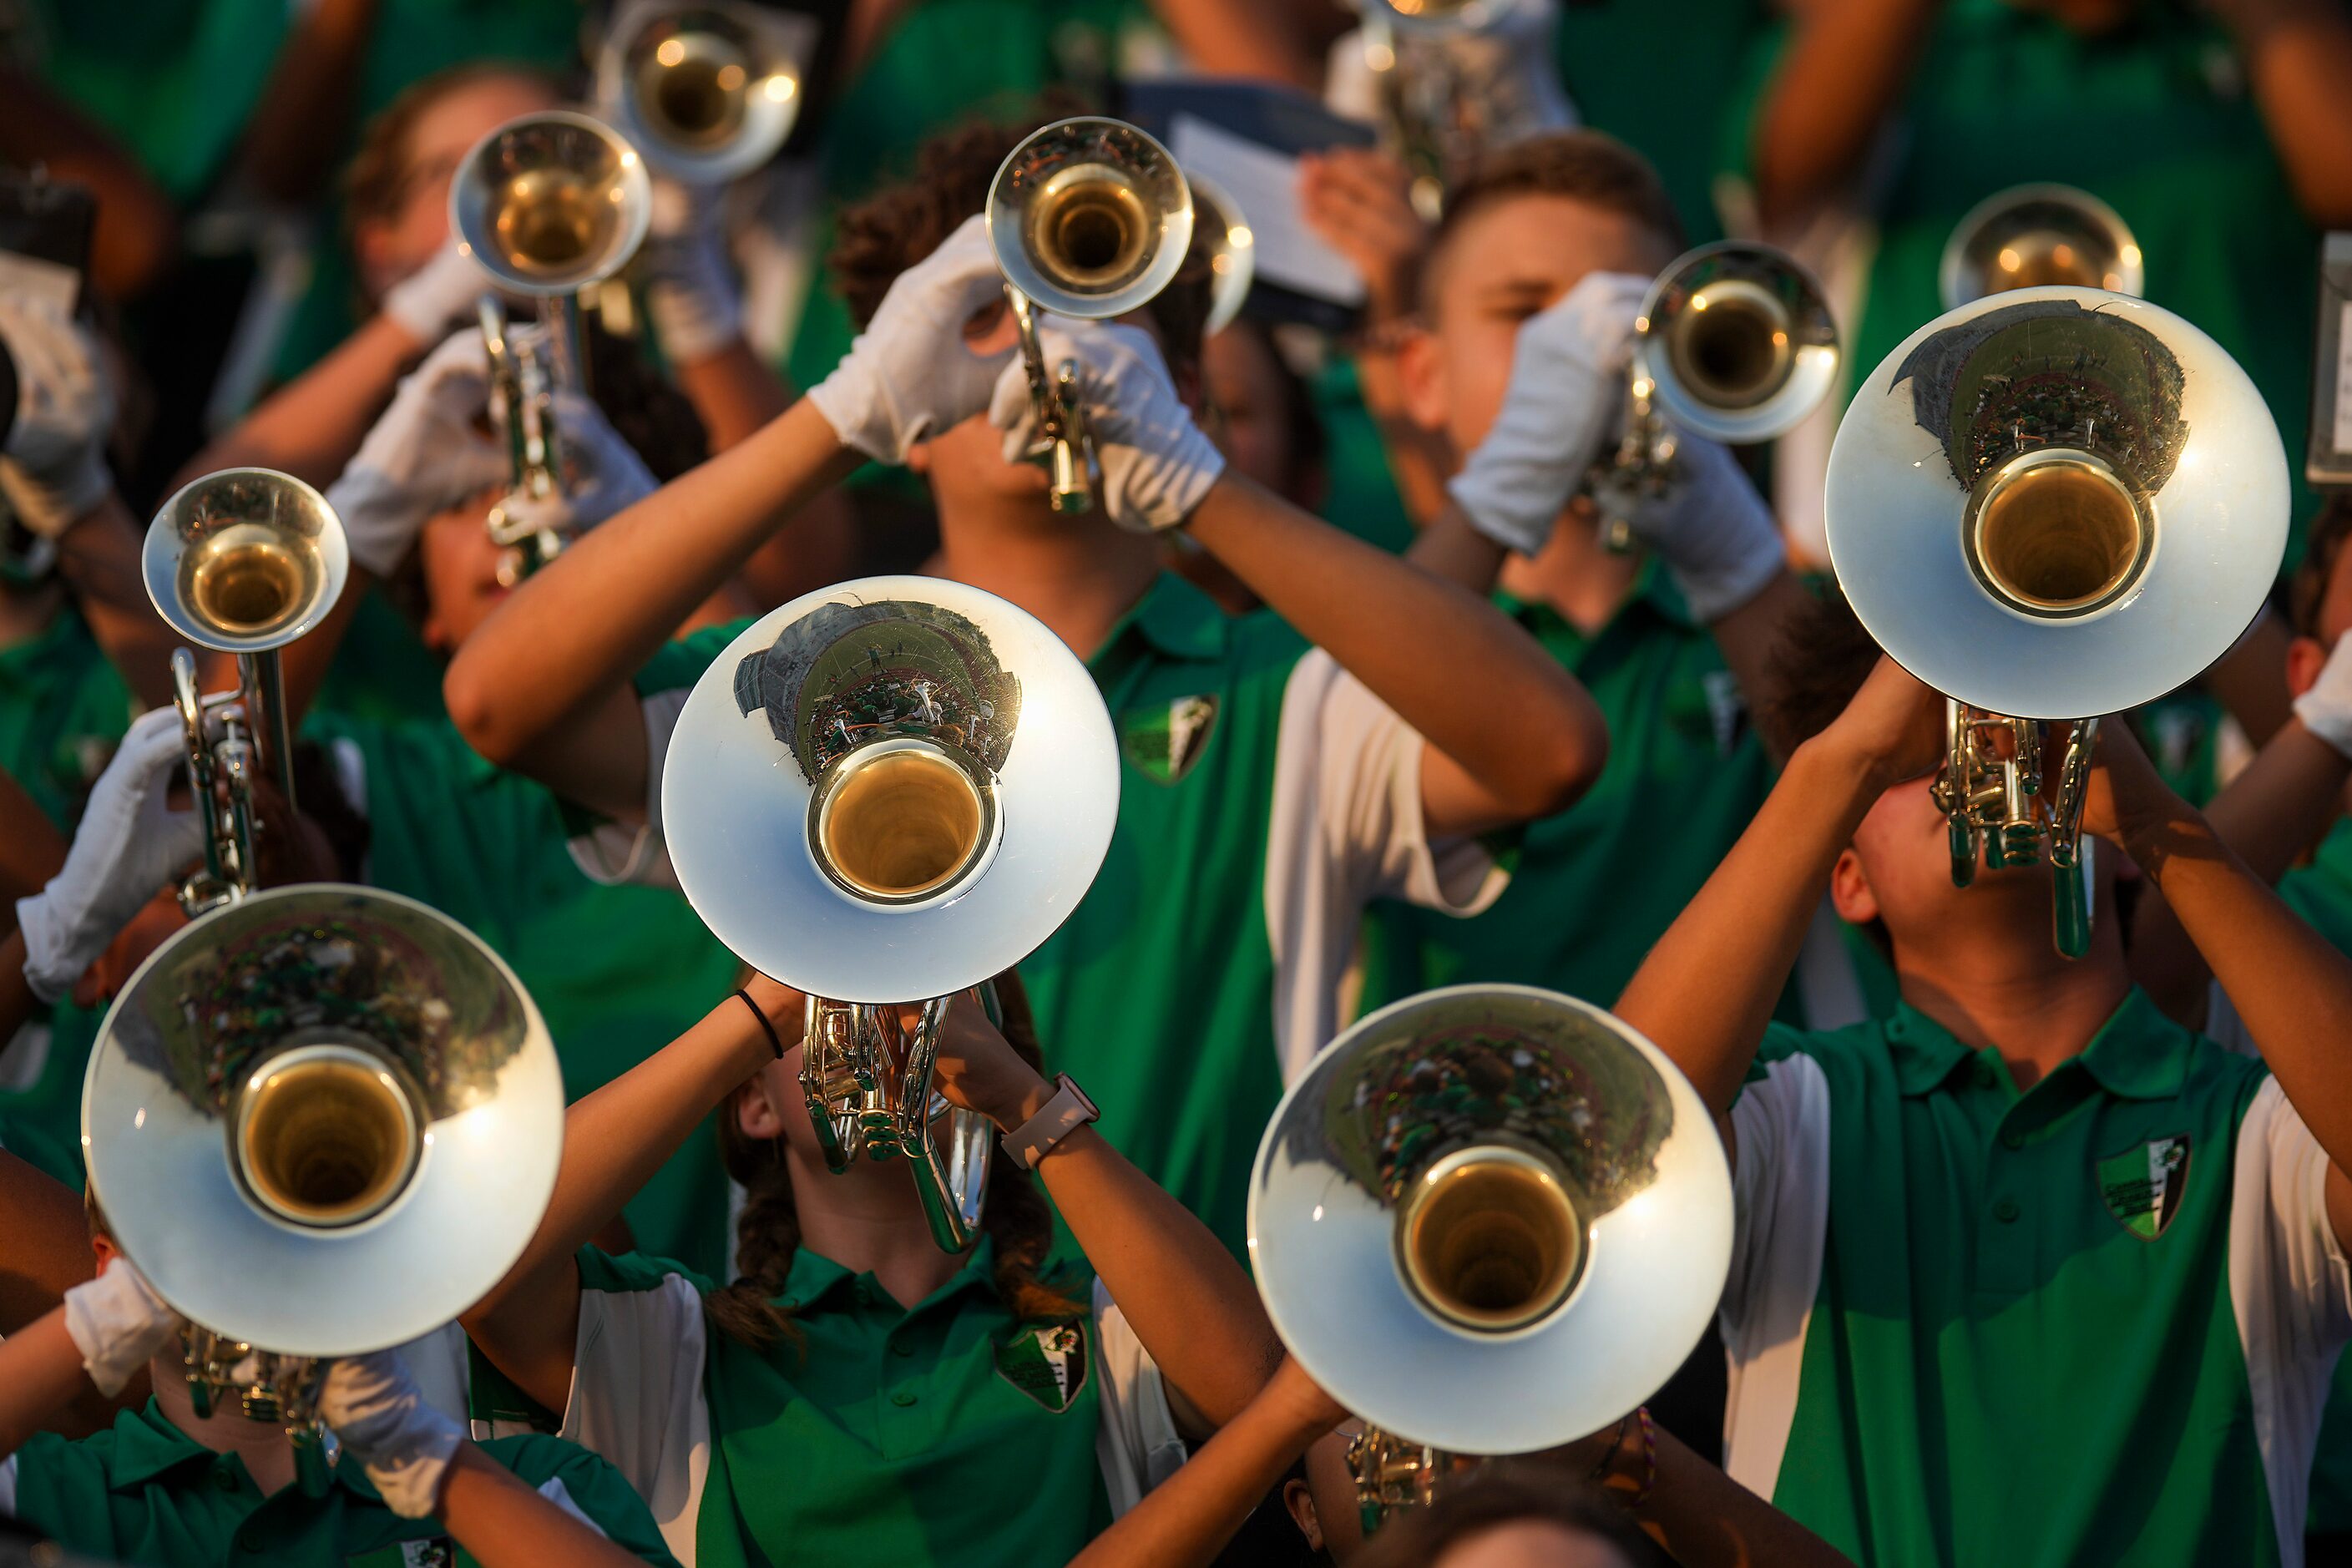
[644,177,742,366]
[492,389,659,538]
[989,321,1226,534]
[327,330,508,576]
[1446,270,1648,557]
[63,1257,181,1398]
[0,294,114,537]
[319,1350,463,1518]
[2295,632,2352,759]
[17,706,204,1004]
[382,238,491,346]
[807,213,1014,463]
[1619,433,1786,622]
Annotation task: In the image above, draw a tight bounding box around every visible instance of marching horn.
[597,0,810,185]
[1940,183,2143,312]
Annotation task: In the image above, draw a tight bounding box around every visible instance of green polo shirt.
[309,711,744,1277]
[1722,989,2349,1566]
[1727,0,2320,549]
[562,1242,1141,1568]
[0,603,133,832]
[634,574,1434,1258]
[1359,566,1768,1012]
[3,1399,679,1566]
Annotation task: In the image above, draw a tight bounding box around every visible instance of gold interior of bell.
[1668,279,1791,410]
[186,533,308,635]
[817,743,990,902]
[234,1044,422,1229]
[641,34,750,144]
[1399,1145,1586,1334]
[1031,169,1149,291]
[1969,450,2149,615]
[1985,232,2105,292]
[496,166,611,274]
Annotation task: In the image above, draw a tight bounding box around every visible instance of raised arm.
[0,1257,180,1459]
[1615,656,1941,1120]
[1749,0,1943,228]
[2212,0,2352,227]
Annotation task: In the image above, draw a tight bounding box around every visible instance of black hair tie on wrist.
[734,989,788,1060]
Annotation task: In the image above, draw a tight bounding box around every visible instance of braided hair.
[704,969,1080,1351]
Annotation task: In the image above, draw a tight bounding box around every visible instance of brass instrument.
[142,470,349,916]
[1353,0,1571,220]
[1594,242,1839,549]
[1249,985,1733,1530]
[83,885,564,1485]
[597,0,812,184]
[985,117,1195,514]
[1186,170,1256,337]
[451,110,652,581]
[1940,184,2142,312]
[661,577,1120,1251]
[1824,288,2286,957]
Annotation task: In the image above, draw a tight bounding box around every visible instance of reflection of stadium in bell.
[735,598,1023,907]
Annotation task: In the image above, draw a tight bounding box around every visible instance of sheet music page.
[1169,113,1367,308]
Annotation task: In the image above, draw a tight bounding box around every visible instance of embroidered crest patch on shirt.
[1119,695,1218,785]
[996,1320,1090,1412]
[2097,1133,2191,1240]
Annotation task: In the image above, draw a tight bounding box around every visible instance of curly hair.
[703,969,1080,1351]
[829,100,1214,383]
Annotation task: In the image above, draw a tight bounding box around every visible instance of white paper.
[2335,299,2352,456]
[1168,114,1366,309]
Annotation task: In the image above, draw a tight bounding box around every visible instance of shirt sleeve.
[566,686,689,892]
[1090,1277,1186,1516]
[559,1256,712,1564]
[1264,650,1508,1081]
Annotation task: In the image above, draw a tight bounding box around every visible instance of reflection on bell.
[987,118,1195,322]
[597,1,811,185]
[1635,242,1839,445]
[1185,169,1255,336]
[1940,184,2143,311]
[1249,984,1732,1458]
[451,110,652,297]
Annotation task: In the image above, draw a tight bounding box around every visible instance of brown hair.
[1422,131,1685,315]
[1350,1462,1655,1568]
[1764,588,1886,756]
[343,62,569,240]
[703,970,1081,1351]
[829,103,1214,382]
[2290,494,2352,639]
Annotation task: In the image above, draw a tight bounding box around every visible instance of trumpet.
[985,116,1196,514]
[597,0,812,185]
[1940,183,2142,312]
[83,885,564,1486]
[1186,170,1256,337]
[1249,985,1733,1529]
[1593,241,1839,549]
[452,110,653,580]
[1824,288,2286,956]
[660,577,1120,1251]
[1351,0,1571,220]
[141,470,349,916]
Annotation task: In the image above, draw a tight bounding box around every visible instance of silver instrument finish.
[1940,184,2144,313]
[1248,984,1732,1459]
[598,0,812,185]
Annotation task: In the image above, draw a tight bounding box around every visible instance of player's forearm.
[1750,0,1941,225]
[1616,736,1879,1112]
[1186,475,1604,817]
[674,341,793,454]
[1145,0,1323,89]
[2222,0,2352,226]
[447,397,857,766]
[1065,1382,1332,1568]
[0,1309,107,1459]
[434,1444,654,1568]
[0,769,66,911]
[174,315,419,493]
[2128,801,2352,1166]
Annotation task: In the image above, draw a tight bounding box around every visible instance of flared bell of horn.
[1823,286,2287,721]
[660,575,1120,1002]
[1940,184,2143,312]
[987,117,1196,322]
[451,110,653,296]
[1249,984,1733,1456]
[1636,241,1839,445]
[597,0,807,185]
[83,885,564,1358]
[143,468,349,655]
[1186,170,1255,337]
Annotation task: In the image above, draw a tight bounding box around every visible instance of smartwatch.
[1001,1074,1099,1170]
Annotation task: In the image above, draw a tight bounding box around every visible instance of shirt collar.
[1884,987,2193,1101]
[777,1236,1001,1315]
[1091,573,1230,673]
[104,1399,238,1491]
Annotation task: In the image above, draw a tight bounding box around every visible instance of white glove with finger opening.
[988,320,1224,534]
[319,1349,463,1518]
[17,706,205,1004]
[63,1256,180,1398]
[1446,271,1647,558]
[807,214,1014,463]
[1617,432,1787,623]
[327,331,508,576]
[382,239,492,346]
[0,293,114,536]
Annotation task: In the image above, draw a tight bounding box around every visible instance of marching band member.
[443,114,1609,1257]
[1615,614,2352,1568]
[459,969,1281,1566]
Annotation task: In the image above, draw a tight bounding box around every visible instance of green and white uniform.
[1724,990,2350,1567]
[555,1242,1181,1567]
[572,574,1503,1254]
[0,1400,679,1567]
